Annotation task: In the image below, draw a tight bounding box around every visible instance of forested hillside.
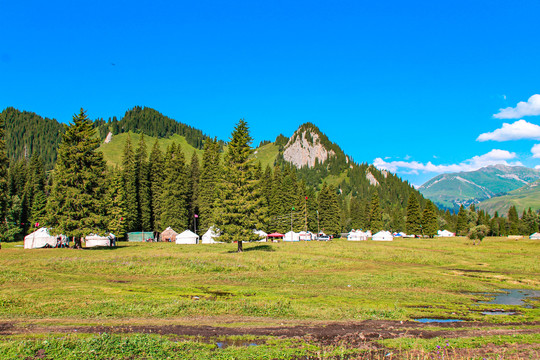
[0,107,64,169]
[1,107,538,243]
[273,123,432,233]
[94,106,211,149]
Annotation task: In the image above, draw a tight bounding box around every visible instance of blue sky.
[2,0,540,185]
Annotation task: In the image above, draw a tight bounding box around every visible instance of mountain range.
[418,165,540,214]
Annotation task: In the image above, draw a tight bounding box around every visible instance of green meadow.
[1,237,539,321]
[1,237,539,358]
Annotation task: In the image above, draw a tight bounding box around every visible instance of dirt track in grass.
[2,319,538,344]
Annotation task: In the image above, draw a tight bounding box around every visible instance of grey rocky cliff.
[283,131,335,168]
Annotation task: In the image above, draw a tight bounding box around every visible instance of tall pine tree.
[369,193,383,232]
[198,138,221,232]
[46,109,107,245]
[135,134,152,231]
[148,140,164,231]
[158,144,189,230]
[421,200,438,237]
[215,119,262,252]
[406,194,422,235]
[122,135,138,232]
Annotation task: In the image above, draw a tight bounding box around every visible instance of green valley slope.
[478,180,540,215]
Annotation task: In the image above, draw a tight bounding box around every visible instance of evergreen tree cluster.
[1,107,65,169]
[3,107,540,246]
[452,204,540,237]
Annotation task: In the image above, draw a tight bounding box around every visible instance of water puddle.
[414,318,464,323]
[481,310,518,316]
[478,289,540,308]
[216,340,261,348]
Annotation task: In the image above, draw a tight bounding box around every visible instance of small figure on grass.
[467,225,489,245]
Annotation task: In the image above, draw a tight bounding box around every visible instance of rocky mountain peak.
[283,125,336,168]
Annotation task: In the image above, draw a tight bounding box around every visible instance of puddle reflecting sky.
[479,289,540,308]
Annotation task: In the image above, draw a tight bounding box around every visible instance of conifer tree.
[27,154,47,229]
[361,201,370,231]
[215,119,262,252]
[269,165,287,232]
[122,135,138,232]
[159,143,189,230]
[406,194,421,235]
[0,115,9,242]
[254,163,270,231]
[455,205,469,236]
[507,205,520,235]
[148,140,164,231]
[421,200,438,237]
[524,208,539,235]
[105,168,127,239]
[46,108,107,245]
[369,193,383,232]
[198,138,221,231]
[188,152,200,230]
[349,197,363,229]
[318,183,340,236]
[135,134,151,231]
[260,165,274,231]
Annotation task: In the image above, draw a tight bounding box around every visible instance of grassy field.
[1,237,538,358]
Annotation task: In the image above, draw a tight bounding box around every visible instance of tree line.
[2,109,539,247]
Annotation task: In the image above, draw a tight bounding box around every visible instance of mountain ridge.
[419,165,540,211]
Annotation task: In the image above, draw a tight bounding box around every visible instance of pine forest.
[1,107,539,246]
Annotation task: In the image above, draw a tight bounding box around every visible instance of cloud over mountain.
[374,149,520,174]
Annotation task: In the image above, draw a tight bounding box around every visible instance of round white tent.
[253,229,268,242]
[24,228,58,249]
[176,230,199,244]
[298,231,313,241]
[437,230,455,237]
[372,231,393,241]
[347,230,369,241]
[201,227,221,244]
[283,231,300,242]
[85,234,112,248]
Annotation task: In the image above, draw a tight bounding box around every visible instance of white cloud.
[477,119,540,141]
[373,149,521,175]
[532,144,540,158]
[535,165,540,170]
[494,94,540,119]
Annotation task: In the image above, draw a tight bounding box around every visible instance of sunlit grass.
[1,237,539,322]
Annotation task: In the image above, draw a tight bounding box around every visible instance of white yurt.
[253,229,268,242]
[85,234,112,248]
[530,232,540,240]
[24,227,58,249]
[437,230,455,237]
[347,230,369,241]
[201,227,221,244]
[283,231,300,242]
[176,230,199,244]
[298,231,313,241]
[372,231,394,241]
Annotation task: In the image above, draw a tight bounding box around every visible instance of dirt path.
[2,319,538,344]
